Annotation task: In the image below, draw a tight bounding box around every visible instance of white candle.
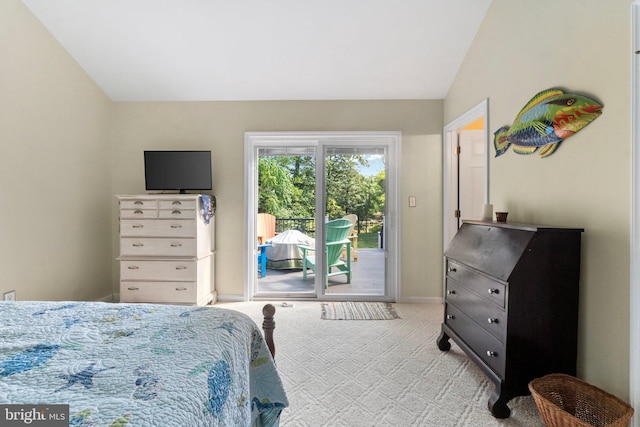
[482,204,493,221]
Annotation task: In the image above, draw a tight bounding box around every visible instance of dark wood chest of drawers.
[437,220,583,418]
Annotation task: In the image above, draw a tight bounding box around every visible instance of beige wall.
[4,0,445,304]
[401,134,443,299]
[111,101,444,299]
[0,0,113,301]
[445,0,632,400]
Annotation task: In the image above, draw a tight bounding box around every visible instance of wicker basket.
[528,374,634,427]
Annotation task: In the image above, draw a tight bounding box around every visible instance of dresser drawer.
[446,260,506,308]
[120,238,196,257]
[445,304,506,377]
[120,209,158,219]
[158,209,196,219]
[120,281,196,304]
[120,199,158,210]
[159,200,197,210]
[120,219,196,238]
[446,279,507,343]
[120,260,196,281]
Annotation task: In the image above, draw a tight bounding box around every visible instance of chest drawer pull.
[487,318,499,324]
[132,243,144,247]
[128,286,139,291]
[170,224,183,229]
[175,287,188,291]
[134,201,144,205]
[172,210,182,215]
[127,266,140,270]
[486,351,498,357]
[134,210,144,215]
[447,290,456,295]
[170,243,183,247]
[132,224,144,228]
[446,314,455,320]
[488,288,500,295]
[172,201,182,205]
[175,266,188,270]
[448,267,457,272]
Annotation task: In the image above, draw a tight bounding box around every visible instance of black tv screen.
[144,150,212,193]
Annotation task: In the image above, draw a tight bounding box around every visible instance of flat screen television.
[144,150,212,193]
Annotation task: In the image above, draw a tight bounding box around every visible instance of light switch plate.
[3,291,16,301]
[409,196,416,207]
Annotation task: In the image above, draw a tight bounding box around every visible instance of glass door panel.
[255,147,317,297]
[322,146,387,297]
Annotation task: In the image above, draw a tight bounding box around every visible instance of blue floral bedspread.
[0,301,288,426]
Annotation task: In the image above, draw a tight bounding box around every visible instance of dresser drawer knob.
[170,243,183,247]
[448,267,457,273]
[446,290,456,295]
[170,224,183,229]
[487,317,499,324]
[486,351,498,357]
[132,243,144,247]
[175,287,187,291]
[175,266,188,270]
[446,314,455,320]
[172,210,182,215]
[488,288,500,295]
[132,224,144,228]
[127,286,139,291]
[127,266,140,270]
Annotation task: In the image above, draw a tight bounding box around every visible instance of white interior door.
[459,129,486,221]
[442,100,489,251]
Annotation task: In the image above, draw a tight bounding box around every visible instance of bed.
[0,301,288,426]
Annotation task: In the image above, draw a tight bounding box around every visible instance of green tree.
[259,154,385,231]
[258,157,294,217]
[325,154,367,218]
[284,156,315,218]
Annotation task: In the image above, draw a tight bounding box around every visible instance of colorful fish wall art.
[494,88,603,158]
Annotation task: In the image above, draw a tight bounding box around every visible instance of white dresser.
[117,194,215,306]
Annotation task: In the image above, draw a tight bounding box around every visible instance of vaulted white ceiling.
[21,0,492,101]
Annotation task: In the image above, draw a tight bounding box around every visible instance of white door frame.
[629,3,639,425]
[442,99,490,301]
[244,131,401,302]
[442,99,490,250]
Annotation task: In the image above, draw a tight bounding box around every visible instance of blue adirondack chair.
[298,219,352,288]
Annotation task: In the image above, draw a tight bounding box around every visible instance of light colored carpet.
[321,302,400,320]
[217,301,543,427]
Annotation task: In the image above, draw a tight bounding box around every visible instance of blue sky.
[356,155,385,177]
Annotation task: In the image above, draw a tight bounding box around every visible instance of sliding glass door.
[244,132,399,302]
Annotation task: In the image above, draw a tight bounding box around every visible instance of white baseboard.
[98,294,117,303]
[215,294,246,303]
[396,296,443,304]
